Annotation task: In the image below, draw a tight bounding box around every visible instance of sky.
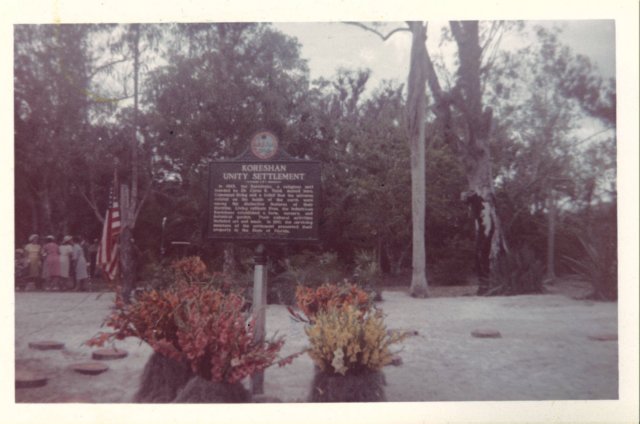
[272,21,616,92]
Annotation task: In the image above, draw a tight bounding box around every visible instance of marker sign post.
[207,131,320,394]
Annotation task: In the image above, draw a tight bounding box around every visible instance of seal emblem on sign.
[250,131,279,160]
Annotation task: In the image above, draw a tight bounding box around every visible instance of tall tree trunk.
[425,21,508,294]
[120,226,135,300]
[406,22,429,298]
[120,24,142,302]
[452,20,508,293]
[462,171,507,294]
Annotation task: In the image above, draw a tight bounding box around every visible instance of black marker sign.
[208,132,320,241]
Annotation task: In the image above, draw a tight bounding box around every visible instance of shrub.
[170,256,208,282]
[305,305,406,376]
[87,281,285,384]
[275,251,346,287]
[427,236,474,286]
[486,246,545,295]
[564,234,617,301]
[292,282,372,322]
[353,250,383,300]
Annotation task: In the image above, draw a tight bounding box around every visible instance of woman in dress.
[41,235,61,290]
[24,234,42,289]
[72,236,90,291]
[59,235,74,289]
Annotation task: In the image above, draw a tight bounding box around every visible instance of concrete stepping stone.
[471,329,502,338]
[587,334,617,341]
[92,348,128,360]
[16,370,47,389]
[70,361,109,375]
[28,340,65,350]
[388,329,419,337]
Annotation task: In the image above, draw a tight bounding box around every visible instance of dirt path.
[14,284,617,404]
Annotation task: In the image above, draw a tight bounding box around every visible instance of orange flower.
[292,282,372,322]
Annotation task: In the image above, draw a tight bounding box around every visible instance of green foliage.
[13,22,616,298]
[564,235,617,301]
[428,236,475,286]
[353,250,383,298]
[487,246,545,295]
[563,205,617,300]
[274,251,346,286]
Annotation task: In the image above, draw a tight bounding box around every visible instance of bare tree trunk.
[462,180,507,294]
[120,24,141,302]
[407,22,429,298]
[425,21,508,294]
[120,227,135,300]
[119,184,134,300]
[453,21,508,294]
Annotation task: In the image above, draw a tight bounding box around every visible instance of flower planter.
[173,376,250,403]
[309,368,386,402]
[135,352,194,403]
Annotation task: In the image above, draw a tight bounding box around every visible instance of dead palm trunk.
[342,21,430,297]
[407,22,429,298]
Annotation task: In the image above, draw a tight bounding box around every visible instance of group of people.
[17,234,99,291]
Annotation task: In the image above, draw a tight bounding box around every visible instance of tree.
[14,24,94,240]
[142,23,311,272]
[405,22,430,297]
[345,21,430,297]
[487,25,616,283]
[85,23,163,300]
[340,81,412,273]
[424,21,509,294]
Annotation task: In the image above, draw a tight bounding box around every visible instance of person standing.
[59,235,74,290]
[24,234,42,290]
[72,236,90,291]
[41,235,61,290]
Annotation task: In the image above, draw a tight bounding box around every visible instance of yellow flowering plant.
[305,305,406,375]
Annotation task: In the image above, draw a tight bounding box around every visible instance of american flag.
[97,171,121,281]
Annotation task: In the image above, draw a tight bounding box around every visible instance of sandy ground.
[14,282,618,404]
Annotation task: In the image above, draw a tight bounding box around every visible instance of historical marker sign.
[208,132,321,241]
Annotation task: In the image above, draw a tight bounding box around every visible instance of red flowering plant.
[87,281,290,384]
[170,256,208,282]
[289,282,373,323]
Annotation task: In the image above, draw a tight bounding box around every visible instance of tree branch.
[449,21,464,45]
[344,22,410,41]
[89,56,130,79]
[78,188,105,224]
[424,46,465,152]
